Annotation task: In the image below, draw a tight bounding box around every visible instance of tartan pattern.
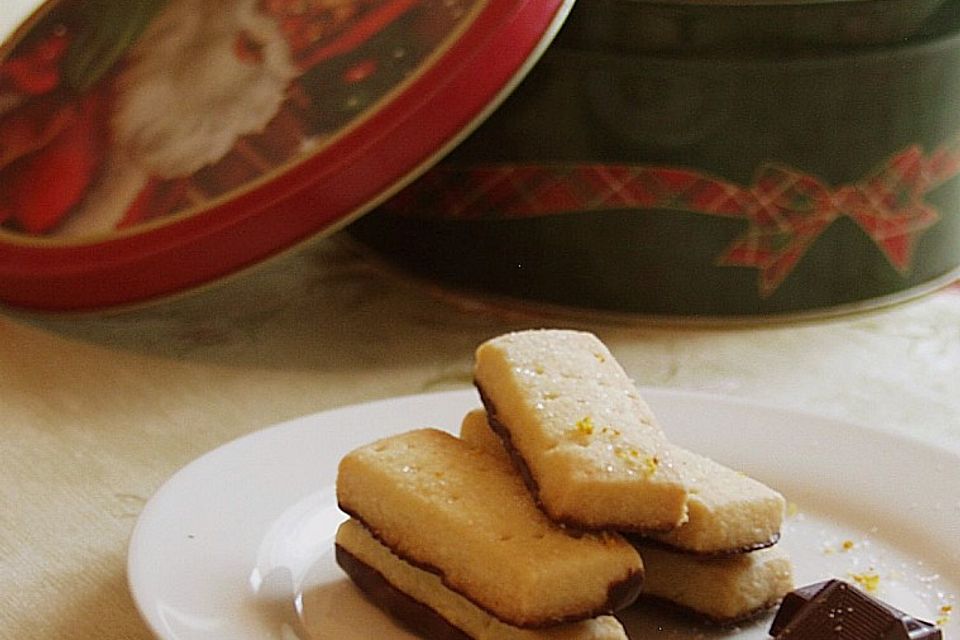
[384,140,960,296]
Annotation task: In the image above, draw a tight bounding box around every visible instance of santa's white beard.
[59,0,298,236]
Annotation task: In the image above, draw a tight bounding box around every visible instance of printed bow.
[384,140,960,295]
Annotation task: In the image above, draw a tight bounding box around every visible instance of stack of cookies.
[336,329,794,638]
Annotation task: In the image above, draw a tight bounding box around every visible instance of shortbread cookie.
[460,408,510,457]
[643,448,785,555]
[336,519,631,640]
[460,409,785,556]
[635,543,794,624]
[336,428,643,628]
[473,329,688,532]
[460,409,784,555]
[460,409,793,625]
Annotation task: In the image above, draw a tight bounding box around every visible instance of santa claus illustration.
[0,0,424,236]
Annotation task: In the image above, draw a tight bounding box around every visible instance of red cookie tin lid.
[0,0,573,311]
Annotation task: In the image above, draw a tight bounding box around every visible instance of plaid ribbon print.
[384,139,960,296]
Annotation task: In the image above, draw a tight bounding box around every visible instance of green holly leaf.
[62,0,166,92]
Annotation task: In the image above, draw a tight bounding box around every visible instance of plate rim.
[126,386,960,640]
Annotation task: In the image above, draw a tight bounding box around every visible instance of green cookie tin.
[349,0,960,320]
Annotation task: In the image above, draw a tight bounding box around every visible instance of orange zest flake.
[613,446,659,476]
[849,571,880,593]
[821,538,856,555]
[936,604,953,627]
[575,416,595,436]
[936,604,953,626]
[643,455,660,476]
[613,445,638,463]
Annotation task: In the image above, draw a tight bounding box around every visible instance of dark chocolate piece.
[769,579,942,639]
[335,544,473,640]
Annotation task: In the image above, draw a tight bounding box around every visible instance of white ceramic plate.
[128,388,960,640]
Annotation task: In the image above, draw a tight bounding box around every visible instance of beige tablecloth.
[2,238,959,639]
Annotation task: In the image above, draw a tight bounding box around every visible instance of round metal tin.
[350,0,960,319]
[0,0,573,311]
